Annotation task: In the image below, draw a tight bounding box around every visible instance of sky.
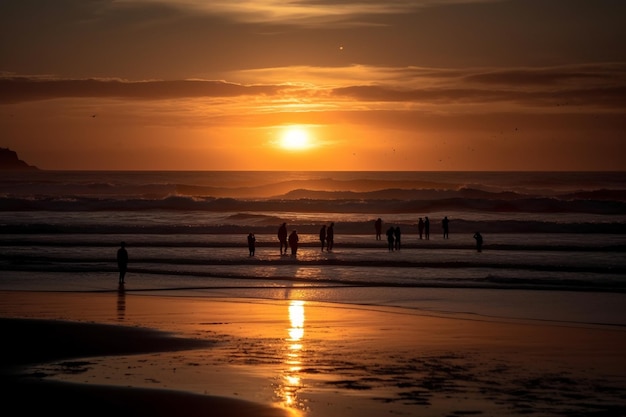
[1,0,625,171]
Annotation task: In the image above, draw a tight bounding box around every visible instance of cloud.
[0,77,282,104]
[2,63,625,111]
[462,63,626,87]
[112,0,504,25]
[329,63,626,109]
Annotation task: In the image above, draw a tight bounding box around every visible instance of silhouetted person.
[319,224,326,252]
[386,226,395,251]
[326,222,335,251]
[442,216,449,239]
[417,217,424,239]
[117,241,128,285]
[473,232,483,252]
[424,217,430,240]
[288,230,299,255]
[375,218,382,240]
[278,222,288,255]
[247,233,256,256]
[394,226,401,250]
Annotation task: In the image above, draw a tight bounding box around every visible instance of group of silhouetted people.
[316,222,335,252]
[385,226,402,251]
[378,216,483,252]
[278,221,335,256]
[377,215,453,251]
[415,216,448,240]
[116,217,484,285]
[277,222,304,255]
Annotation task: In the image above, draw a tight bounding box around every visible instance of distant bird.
[91,114,97,118]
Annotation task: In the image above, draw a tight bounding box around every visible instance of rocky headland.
[0,147,39,170]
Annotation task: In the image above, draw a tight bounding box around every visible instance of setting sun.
[280,127,311,151]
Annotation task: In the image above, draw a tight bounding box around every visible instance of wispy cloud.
[328,63,626,109]
[0,77,281,104]
[112,0,504,24]
[2,63,624,110]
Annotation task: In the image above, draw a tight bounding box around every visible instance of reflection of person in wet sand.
[288,230,299,255]
[473,232,483,252]
[117,286,126,321]
[375,218,382,240]
[116,241,128,285]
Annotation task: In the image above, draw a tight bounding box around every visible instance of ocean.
[1,171,625,326]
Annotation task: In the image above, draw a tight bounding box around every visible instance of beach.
[2,290,625,417]
[1,170,625,415]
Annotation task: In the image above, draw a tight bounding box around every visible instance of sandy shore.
[1,290,625,416]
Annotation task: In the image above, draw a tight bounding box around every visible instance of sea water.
[1,171,625,326]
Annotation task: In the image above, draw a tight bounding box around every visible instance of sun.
[280,127,311,151]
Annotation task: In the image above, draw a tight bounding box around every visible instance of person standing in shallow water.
[424,217,430,240]
[319,224,326,252]
[473,232,483,252]
[442,216,449,239]
[386,226,395,252]
[288,230,299,255]
[417,217,424,239]
[375,218,382,240]
[117,241,128,285]
[394,226,401,250]
[247,233,256,256]
[326,222,335,251]
[278,222,288,255]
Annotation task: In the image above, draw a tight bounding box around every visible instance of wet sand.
[1,290,625,417]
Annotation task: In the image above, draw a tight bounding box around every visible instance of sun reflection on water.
[278,300,306,410]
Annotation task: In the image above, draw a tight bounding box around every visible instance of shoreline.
[1,317,291,417]
[2,291,626,416]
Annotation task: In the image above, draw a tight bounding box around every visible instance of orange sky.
[1,0,625,170]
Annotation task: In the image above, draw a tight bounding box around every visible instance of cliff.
[0,147,39,170]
